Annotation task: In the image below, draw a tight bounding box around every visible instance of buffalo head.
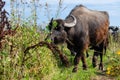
[47,15,77,44]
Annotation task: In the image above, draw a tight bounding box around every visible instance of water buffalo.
[47,5,109,72]
[109,26,119,42]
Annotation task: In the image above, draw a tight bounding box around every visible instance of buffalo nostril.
[54,37,57,40]
[53,37,58,44]
[51,37,56,43]
[51,38,54,42]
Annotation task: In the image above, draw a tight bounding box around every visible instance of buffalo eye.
[55,26,61,30]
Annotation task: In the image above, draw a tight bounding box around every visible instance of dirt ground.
[91,75,115,80]
[90,71,116,80]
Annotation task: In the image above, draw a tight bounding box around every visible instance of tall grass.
[0,25,120,80]
[0,26,57,80]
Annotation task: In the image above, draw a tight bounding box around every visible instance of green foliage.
[0,25,58,80]
[46,20,58,31]
[0,25,120,80]
[46,38,52,43]
[106,50,120,76]
[52,21,58,28]
[46,25,50,31]
[3,0,120,79]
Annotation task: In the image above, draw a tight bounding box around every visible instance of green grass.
[0,26,120,80]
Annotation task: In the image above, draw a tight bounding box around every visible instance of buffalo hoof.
[72,67,78,72]
[92,62,97,68]
[99,63,103,70]
[83,67,87,70]
[83,65,87,70]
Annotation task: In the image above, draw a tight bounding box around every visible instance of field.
[0,26,120,80]
[0,0,120,80]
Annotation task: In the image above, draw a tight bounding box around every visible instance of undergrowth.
[0,0,120,79]
[0,26,120,80]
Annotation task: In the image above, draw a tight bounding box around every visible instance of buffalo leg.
[92,50,99,68]
[93,44,104,70]
[81,53,87,70]
[72,53,81,72]
[98,42,104,70]
[72,50,87,72]
[67,43,76,56]
[99,52,103,70]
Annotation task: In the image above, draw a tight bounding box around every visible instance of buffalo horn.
[64,15,77,27]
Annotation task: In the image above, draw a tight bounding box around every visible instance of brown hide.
[66,5,109,48]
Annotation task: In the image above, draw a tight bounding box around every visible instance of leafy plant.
[106,50,120,76]
[46,20,58,31]
[0,0,17,49]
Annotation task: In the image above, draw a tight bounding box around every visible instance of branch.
[23,41,69,67]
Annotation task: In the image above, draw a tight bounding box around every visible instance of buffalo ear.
[48,18,54,31]
[51,18,53,22]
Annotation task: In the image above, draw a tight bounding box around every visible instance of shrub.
[106,50,120,76]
